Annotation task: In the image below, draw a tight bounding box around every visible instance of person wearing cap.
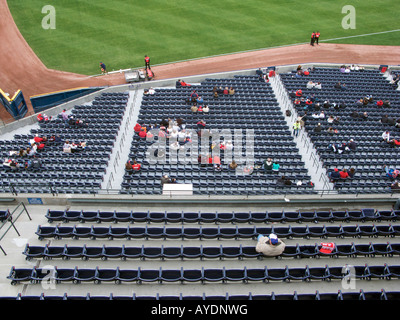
[255,233,286,257]
[329,168,340,182]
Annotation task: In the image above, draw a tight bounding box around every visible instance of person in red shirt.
[295,89,302,97]
[376,100,383,107]
[310,32,316,46]
[132,161,141,171]
[339,169,349,179]
[144,55,150,69]
[315,31,320,45]
[134,123,142,133]
[138,130,146,139]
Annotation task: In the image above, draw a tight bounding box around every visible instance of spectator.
[255,233,286,257]
[382,131,390,143]
[348,139,357,151]
[203,105,209,113]
[229,160,238,170]
[339,168,349,179]
[329,168,340,181]
[263,158,273,173]
[132,160,141,171]
[191,105,198,113]
[314,82,322,89]
[348,168,356,178]
[384,165,400,180]
[272,161,280,173]
[228,87,235,95]
[314,123,322,133]
[293,120,301,137]
[161,175,170,186]
[391,181,400,192]
[125,161,133,171]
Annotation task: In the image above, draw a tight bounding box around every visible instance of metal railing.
[0,202,31,255]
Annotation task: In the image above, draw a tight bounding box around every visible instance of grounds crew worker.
[255,233,286,257]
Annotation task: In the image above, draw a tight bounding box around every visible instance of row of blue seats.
[44,208,398,224]
[35,224,400,240]
[22,242,400,261]
[7,263,400,285]
[4,289,398,300]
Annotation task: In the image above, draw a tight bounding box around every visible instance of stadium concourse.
[0,64,400,302]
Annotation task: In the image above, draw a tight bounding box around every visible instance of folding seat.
[90,226,111,240]
[201,245,222,259]
[127,227,147,239]
[55,226,75,240]
[182,211,200,223]
[137,268,161,284]
[182,246,202,259]
[148,211,166,223]
[103,246,124,260]
[237,226,256,239]
[361,208,379,222]
[164,227,184,239]
[216,211,235,223]
[45,210,65,223]
[358,225,378,238]
[8,267,34,285]
[327,265,348,281]
[241,246,261,259]
[130,211,149,223]
[72,226,92,239]
[182,269,203,283]
[336,243,357,258]
[108,227,128,240]
[298,211,318,223]
[97,211,116,223]
[95,268,118,284]
[386,265,400,279]
[35,226,56,241]
[287,266,310,282]
[83,245,104,260]
[376,209,398,222]
[365,265,391,280]
[23,244,46,261]
[315,210,334,223]
[115,267,139,284]
[266,266,289,282]
[165,211,183,223]
[224,268,247,283]
[266,211,285,223]
[202,268,225,283]
[142,247,163,260]
[199,227,220,239]
[122,246,143,260]
[375,224,395,237]
[233,211,251,223]
[331,210,349,222]
[346,210,365,222]
[218,226,239,239]
[249,211,268,223]
[44,245,66,260]
[183,227,201,239]
[159,268,183,284]
[53,267,76,284]
[308,265,331,281]
[283,211,301,223]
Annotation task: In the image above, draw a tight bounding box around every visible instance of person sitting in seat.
[228,160,238,171]
[263,158,273,173]
[255,233,286,257]
[329,168,340,182]
[132,160,141,171]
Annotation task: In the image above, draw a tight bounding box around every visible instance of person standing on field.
[315,31,320,45]
[310,32,315,46]
[100,62,106,74]
[145,55,151,69]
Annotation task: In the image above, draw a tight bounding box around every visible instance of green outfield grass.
[7,0,400,75]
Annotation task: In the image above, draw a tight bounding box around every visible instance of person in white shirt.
[382,131,390,143]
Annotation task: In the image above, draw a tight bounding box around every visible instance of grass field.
[7,0,400,75]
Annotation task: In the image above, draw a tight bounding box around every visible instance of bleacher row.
[2,290,399,301]
[279,67,400,193]
[22,242,400,261]
[123,75,314,195]
[44,208,399,224]
[5,206,400,300]
[0,92,128,194]
[34,224,400,240]
[7,263,400,285]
